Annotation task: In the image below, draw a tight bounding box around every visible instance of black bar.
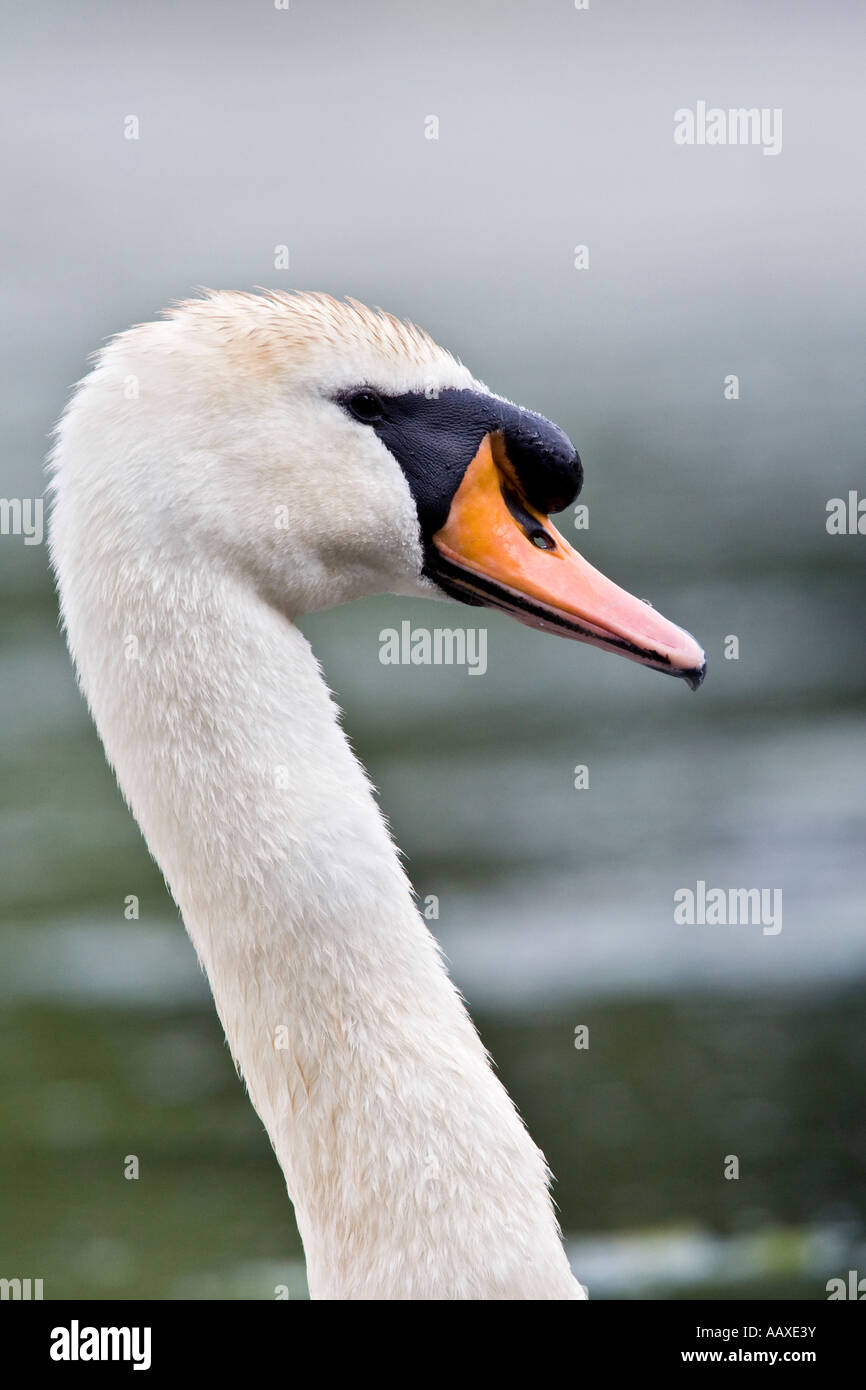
[2,1298,861,1375]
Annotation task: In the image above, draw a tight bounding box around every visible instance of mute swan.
[48,291,705,1301]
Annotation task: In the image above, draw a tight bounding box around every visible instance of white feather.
[48,291,586,1300]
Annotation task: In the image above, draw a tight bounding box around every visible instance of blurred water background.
[1,0,864,1298]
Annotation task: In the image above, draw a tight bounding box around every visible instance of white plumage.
[49,291,586,1300]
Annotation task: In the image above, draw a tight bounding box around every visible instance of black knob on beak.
[502,409,583,515]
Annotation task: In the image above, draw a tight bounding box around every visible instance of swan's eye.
[347,390,384,424]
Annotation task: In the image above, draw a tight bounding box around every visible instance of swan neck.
[63,561,580,1298]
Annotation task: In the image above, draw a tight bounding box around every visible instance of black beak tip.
[685,659,707,692]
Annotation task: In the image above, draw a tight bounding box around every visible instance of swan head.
[53,290,705,687]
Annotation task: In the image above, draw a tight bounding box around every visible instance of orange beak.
[430,432,706,688]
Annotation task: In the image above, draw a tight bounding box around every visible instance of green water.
[1,564,864,1299]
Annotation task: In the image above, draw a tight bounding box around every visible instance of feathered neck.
[49,438,583,1296]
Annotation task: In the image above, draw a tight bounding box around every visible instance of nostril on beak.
[530,530,557,550]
